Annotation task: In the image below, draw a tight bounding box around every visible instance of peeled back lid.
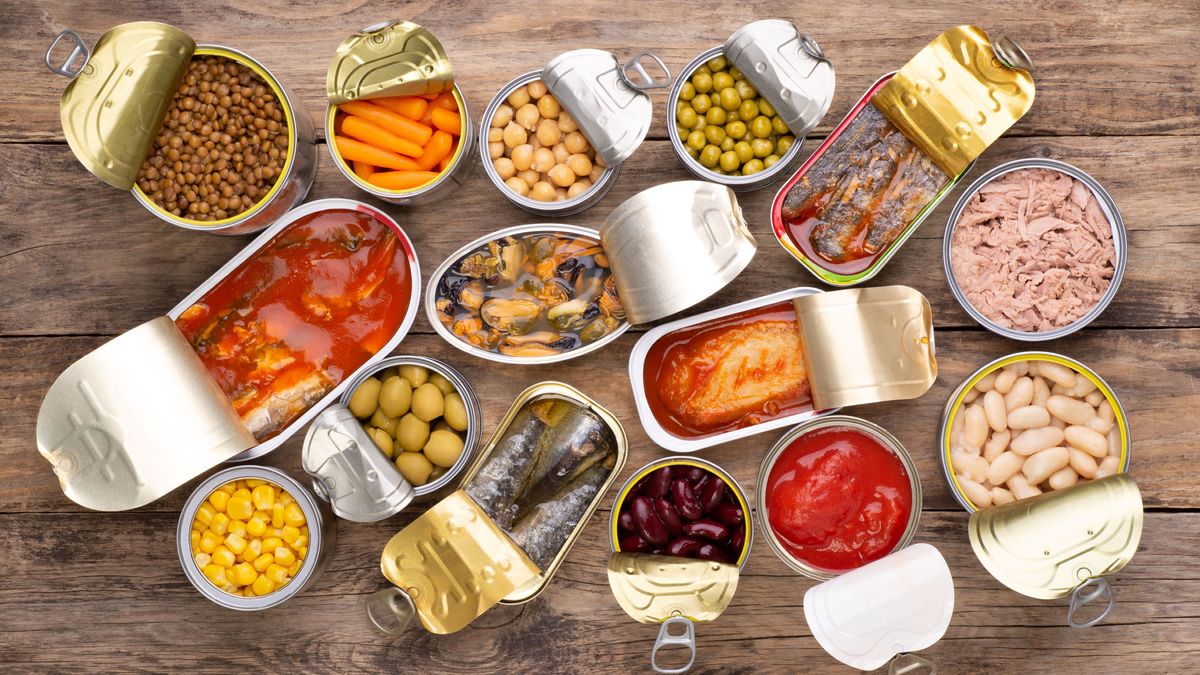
[326,20,454,104]
[607,552,740,624]
[968,474,1143,600]
[724,20,835,137]
[53,22,196,189]
[600,181,755,325]
[36,316,256,511]
[804,543,954,671]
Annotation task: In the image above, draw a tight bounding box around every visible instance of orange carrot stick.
[416,130,454,171]
[374,96,428,121]
[341,115,424,158]
[430,108,462,135]
[352,160,376,180]
[418,93,440,100]
[367,171,441,190]
[334,136,421,171]
[431,91,459,113]
[339,100,433,145]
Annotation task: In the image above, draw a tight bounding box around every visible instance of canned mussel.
[771,25,1036,285]
[426,181,755,364]
[481,48,671,215]
[608,457,751,674]
[36,199,421,511]
[669,20,835,191]
[46,22,316,234]
[325,21,475,204]
[941,352,1142,627]
[366,382,627,636]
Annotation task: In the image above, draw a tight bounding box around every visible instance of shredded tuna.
[949,168,1116,333]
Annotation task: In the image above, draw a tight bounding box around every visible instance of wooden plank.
[5,0,1198,143]
[0,509,1196,672]
[5,328,1196,514]
[1,135,1197,338]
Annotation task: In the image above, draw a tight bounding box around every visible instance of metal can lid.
[326,20,454,104]
[542,49,664,167]
[607,552,740,624]
[301,405,416,523]
[724,20,835,137]
[50,22,195,189]
[599,181,755,325]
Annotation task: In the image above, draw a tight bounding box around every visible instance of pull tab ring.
[651,616,696,674]
[365,586,418,637]
[799,34,827,62]
[890,652,937,675]
[993,36,1034,72]
[45,29,90,78]
[620,51,672,91]
[1067,577,1114,628]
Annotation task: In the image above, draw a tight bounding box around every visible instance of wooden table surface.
[3,1,1198,672]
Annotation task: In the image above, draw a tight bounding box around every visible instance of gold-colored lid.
[607,553,740,624]
[968,474,1143,600]
[36,317,256,511]
[379,490,540,634]
[326,20,453,104]
[55,22,195,189]
[872,25,1035,176]
[793,285,937,410]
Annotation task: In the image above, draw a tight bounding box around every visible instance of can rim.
[666,46,808,192]
[937,351,1132,513]
[131,44,300,232]
[423,222,631,365]
[478,70,620,216]
[176,465,325,610]
[755,415,923,580]
[942,157,1128,341]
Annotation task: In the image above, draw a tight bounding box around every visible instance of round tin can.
[938,351,1132,512]
[943,158,1127,340]
[756,415,922,580]
[479,71,621,216]
[177,465,334,610]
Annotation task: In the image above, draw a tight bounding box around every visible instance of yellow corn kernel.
[246,479,266,488]
[246,538,263,558]
[271,503,285,529]
[246,517,268,538]
[212,545,236,568]
[273,546,296,567]
[199,530,222,554]
[228,520,247,538]
[191,519,206,534]
[283,502,306,527]
[195,503,215,526]
[207,490,230,512]
[279,491,296,506]
[210,512,230,536]
[281,526,301,545]
[233,486,251,498]
[293,534,308,551]
[265,563,289,585]
[288,560,302,576]
[262,536,283,552]
[252,553,275,572]
[252,484,275,510]
[243,587,255,598]
[230,562,258,586]
[194,552,212,568]
[298,546,308,561]
[252,574,275,596]
[201,564,228,585]
[252,509,271,522]
[227,496,254,521]
[224,533,248,555]
[218,481,237,495]
[190,530,201,550]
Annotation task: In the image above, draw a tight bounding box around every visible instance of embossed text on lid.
[724,20,835,136]
[327,20,454,104]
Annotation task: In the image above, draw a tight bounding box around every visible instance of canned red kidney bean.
[617,464,745,563]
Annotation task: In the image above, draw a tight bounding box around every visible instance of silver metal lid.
[724,20,835,137]
[543,49,669,167]
[599,181,755,325]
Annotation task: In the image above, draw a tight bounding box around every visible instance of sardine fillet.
[241,372,332,440]
[508,462,611,570]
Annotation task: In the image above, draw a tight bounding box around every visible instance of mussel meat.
[481,298,540,334]
[599,275,625,320]
[498,332,578,357]
[579,316,619,343]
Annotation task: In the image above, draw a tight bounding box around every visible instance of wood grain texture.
[2,0,1198,672]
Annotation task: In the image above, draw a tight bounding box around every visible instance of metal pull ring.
[364,587,418,637]
[621,51,672,91]
[994,35,1035,73]
[45,29,90,78]
[890,652,937,675]
[651,616,696,674]
[799,34,827,62]
[1067,577,1115,628]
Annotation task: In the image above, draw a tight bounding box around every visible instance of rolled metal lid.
[49,21,195,189]
[724,20,835,137]
[968,474,1143,600]
[600,181,755,325]
[326,20,454,104]
[301,405,416,522]
[607,552,740,624]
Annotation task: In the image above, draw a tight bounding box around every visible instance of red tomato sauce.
[764,425,912,573]
[175,207,414,440]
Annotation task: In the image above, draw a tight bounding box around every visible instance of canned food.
[480,50,670,215]
[607,456,751,674]
[177,465,334,610]
[324,21,475,205]
[46,23,317,235]
[944,159,1127,340]
[756,416,922,580]
[37,199,421,511]
[668,20,834,191]
[939,351,1131,512]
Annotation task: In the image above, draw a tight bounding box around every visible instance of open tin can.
[480,49,671,215]
[668,20,835,191]
[607,456,751,674]
[301,355,482,522]
[36,199,421,511]
[426,181,755,364]
[771,25,1035,285]
[324,20,475,205]
[45,22,317,235]
[366,382,627,635]
[629,285,937,452]
[177,465,335,610]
